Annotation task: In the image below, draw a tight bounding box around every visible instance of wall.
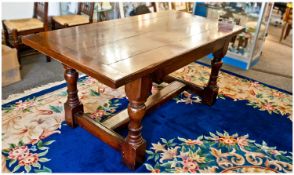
[2,2,60,20]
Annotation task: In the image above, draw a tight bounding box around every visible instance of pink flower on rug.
[151,169,160,173]
[261,103,275,111]
[90,110,105,119]
[272,91,285,98]
[18,153,39,166]
[38,110,53,115]
[183,91,192,98]
[14,100,35,111]
[249,82,260,88]
[185,139,203,146]
[182,157,200,173]
[270,149,282,156]
[219,136,238,146]
[100,86,125,98]
[183,75,192,82]
[98,87,105,93]
[237,136,249,147]
[160,147,178,162]
[8,146,30,160]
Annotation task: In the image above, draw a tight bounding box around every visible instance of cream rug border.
[2,74,86,104]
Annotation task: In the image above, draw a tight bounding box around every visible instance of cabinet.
[199,2,274,69]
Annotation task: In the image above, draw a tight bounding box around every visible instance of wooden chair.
[95,2,113,22]
[171,2,190,12]
[2,2,51,64]
[129,3,157,16]
[280,3,292,42]
[148,2,157,13]
[52,2,95,29]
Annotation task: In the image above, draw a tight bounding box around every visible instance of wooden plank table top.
[23,10,244,89]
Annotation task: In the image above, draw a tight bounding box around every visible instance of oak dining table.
[22,10,244,169]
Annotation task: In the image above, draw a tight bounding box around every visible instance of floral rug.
[2,62,292,173]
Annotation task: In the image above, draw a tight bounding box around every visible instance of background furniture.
[52,2,94,29]
[2,2,50,64]
[129,3,156,16]
[280,3,292,41]
[274,2,287,17]
[2,45,21,86]
[171,2,193,12]
[122,2,156,17]
[194,2,274,70]
[95,2,113,22]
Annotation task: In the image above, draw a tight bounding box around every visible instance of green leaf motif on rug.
[58,91,67,96]
[49,105,63,113]
[90,89,100,96]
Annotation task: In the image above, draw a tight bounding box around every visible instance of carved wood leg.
[64,65,84,128]
[280,22,287,42]
[2,21,10,46]
[202,42,229,106]
[51,19,56,30]
[46,56,51,62]
[122,76,152,169]
[11,29,21,65]
[284,23,292,40]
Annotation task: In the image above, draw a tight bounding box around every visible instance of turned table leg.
[202,42,229,106]
[64,65,84,128]
[122,76,152,169]
[11,29,21,65]
[46,56,51,62]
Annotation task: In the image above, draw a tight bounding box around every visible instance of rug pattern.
[144,131,292,173]
[1,63,292,173]
[170,63,292,119]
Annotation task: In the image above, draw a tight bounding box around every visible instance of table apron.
[151,38,229,83]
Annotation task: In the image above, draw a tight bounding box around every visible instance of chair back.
[148,2,157,12]
[130,5,151,16]
[283,6,292,24]
[33,2,49,30]
[129,2,157,17]
[77,2,95,23]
